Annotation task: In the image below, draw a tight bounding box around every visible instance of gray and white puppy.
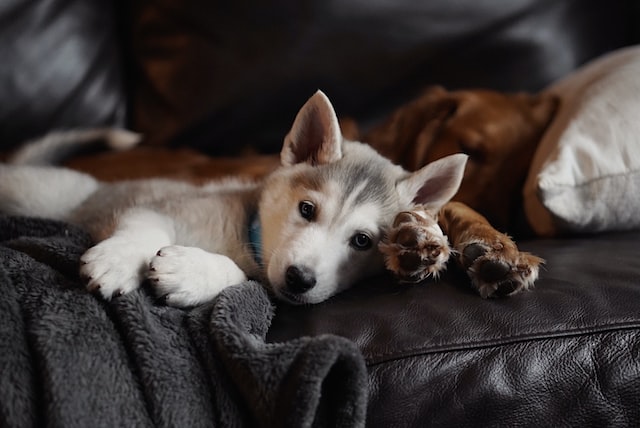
[0,91,467,306]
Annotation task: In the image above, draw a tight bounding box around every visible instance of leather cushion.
[0,0,126,151]
[268,231,640,425]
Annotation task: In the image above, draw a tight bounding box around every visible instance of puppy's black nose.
[285,265,316,294]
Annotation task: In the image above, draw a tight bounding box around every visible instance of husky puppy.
[0,91,467,306]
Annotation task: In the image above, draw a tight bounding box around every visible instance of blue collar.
[248,213,262,266]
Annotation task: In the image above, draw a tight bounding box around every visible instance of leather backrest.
[2,1,637,154]
[0,0,126,151]
[129,0,638,154]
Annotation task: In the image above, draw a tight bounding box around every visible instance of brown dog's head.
[365,85,558,231]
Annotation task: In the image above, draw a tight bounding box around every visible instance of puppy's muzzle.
[285,265,316,294]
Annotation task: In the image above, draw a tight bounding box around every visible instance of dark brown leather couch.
[2,0,639,426]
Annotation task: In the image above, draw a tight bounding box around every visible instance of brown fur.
[65,147,280,183]
[364,87,557,296]
[364,85,558,230]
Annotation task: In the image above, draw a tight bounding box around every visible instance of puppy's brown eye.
[299,201,315,221]
[350,233,372,251]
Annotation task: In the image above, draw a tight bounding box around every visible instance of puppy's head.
[259,91,467,304]
[366,86,559,230]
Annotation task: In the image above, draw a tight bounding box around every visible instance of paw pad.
[460,241,543,298]
[462,243,487,269]
[493,280,520,297]
[477,259,511,283]
[380,207,451,283]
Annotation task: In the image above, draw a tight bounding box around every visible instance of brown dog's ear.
[281,90,343,166]
[406,93,459,170]
[521,92,560,129]
[396,153,468,210]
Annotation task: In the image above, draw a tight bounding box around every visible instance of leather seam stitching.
[364,321,640,366]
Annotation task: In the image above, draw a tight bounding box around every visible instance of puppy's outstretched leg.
[80,208,174,299]
[439,201,543,298]
[379,206,451,283]
[148,246,247,307]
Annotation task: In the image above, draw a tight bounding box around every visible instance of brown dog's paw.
[459,239,544,298]
[379,207,451,283]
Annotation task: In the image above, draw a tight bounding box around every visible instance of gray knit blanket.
[0,216,367,427]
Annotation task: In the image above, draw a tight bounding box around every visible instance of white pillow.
[523,45,640,236]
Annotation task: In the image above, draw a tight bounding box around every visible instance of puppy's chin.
[272,288,313,305]
[269,280,339,305]
[269,285,326,305]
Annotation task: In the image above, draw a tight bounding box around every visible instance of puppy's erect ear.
[397,153,468,210]
[281,90,343,166]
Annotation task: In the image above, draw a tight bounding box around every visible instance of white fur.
[267,197,384,304]
[9,129,141,165]
[149,246,248,307]
[0,165,99,219]
[80,209,175,298]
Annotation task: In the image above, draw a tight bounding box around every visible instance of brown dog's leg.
[381,202,543,296]
[439,201,543,297]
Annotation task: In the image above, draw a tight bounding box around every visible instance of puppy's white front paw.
[80,237,152,300]
[148,245,247,307]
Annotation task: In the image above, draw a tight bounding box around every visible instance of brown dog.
[365,85,558,231]
[63,86,557,298]
[368,86,558,297]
